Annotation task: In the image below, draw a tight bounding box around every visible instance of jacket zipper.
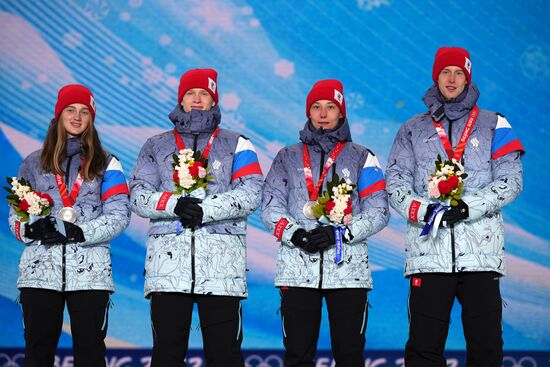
[318,150,325,289]
[190,134,198,294]
[61,155,73,291]
[447,120,456,273]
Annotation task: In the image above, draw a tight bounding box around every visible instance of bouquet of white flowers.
[311,173,355,225]
[4,177,53,222]
[172,148,212,195]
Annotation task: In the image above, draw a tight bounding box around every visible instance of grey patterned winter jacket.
[129,106,263,298]
[261,119,389,290]
[8,138,131,292]
[386,83,524,277]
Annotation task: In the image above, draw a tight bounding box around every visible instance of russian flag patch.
[101,157,129,201]
[491,115,525,160]
[358,153,385,198]
[231,137,263,181]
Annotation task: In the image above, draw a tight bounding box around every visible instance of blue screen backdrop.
[0,0,549,358]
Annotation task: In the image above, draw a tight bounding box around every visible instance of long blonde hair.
[40,117,107,180]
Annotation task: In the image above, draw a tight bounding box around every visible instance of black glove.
[423,203,438,223]
[24,216,66,244]
[174,196,204,228]
[442,200,469,225]
[63,221,85,243]
[290,228,315,253]
[308,226,336,253]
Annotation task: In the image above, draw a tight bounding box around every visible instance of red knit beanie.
[306,79,346,119]
[54,84,96,121]
[178,68,218,105]
[432,47,472,84]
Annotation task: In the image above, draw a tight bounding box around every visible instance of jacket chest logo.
[212,160,221,170]
[470,137,480,149]
[342,168,351,177]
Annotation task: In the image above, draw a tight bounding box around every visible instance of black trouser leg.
[404,273,457,367]
[197,295,244,367]
[280,287,323,367]
[20,288,65,367]
[325,288,369,367]
[66,290,110,367]
[457,272,503,367]
[150,292,194,367]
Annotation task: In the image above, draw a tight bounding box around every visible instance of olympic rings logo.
[245,354,284,367]
[502,356,538,367]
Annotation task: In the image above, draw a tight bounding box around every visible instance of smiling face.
[437,65,467,100]
[181,88,215,112]
[309,99,342,130]
[60,103,90,137]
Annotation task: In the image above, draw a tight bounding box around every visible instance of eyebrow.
[67,106,90,111]
[312,102,337,106]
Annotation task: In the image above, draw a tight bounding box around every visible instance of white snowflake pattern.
[346,92,365,110]
[357,0,390,11]
[221,93,241,111]
[120,11,131,21]
[82,0,110,20]
[520,44,550,79]
[274,59,294,79]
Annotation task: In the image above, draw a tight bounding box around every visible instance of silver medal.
[58,207,77,223]
[302,201,317,220]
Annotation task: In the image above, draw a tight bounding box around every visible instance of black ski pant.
[149,292,244,367]
[19,288,110,367]
[280,287,369,367]
[405,272,503,367]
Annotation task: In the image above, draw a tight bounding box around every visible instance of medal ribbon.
[420,204,448,237]
[432,105,479,161]
[302,142,346,201]
[55,159,85,207]
[334,226,346,264]
[173,127,220,160]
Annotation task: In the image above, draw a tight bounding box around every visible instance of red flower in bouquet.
[38,193,53,205]
[447,175,459,189]
[19,199,30,212]
[438,180,452,195]
[427,155,468,206]
[325,200,336,214]
[188,161,205,179]
[344,198,352,215]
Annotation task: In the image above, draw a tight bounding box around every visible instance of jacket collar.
[169,104,221,134]
[422,82,480,122]
[299,118,352,153]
